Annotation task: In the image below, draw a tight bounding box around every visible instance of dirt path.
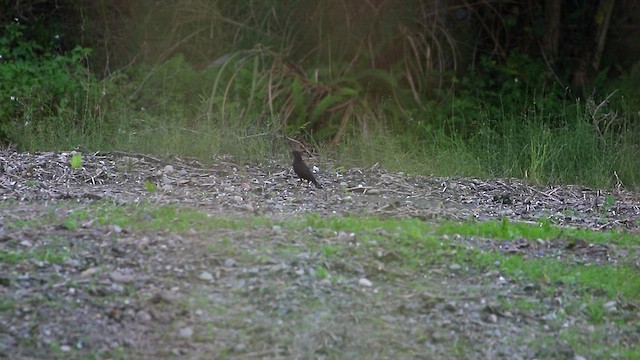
[1,150,639,359]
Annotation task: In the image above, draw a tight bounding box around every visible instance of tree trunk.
[543,0,562,63]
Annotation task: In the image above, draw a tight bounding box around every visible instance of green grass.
[473,252,640,300]
[0,247,68,265]
[99,205,638,304]
[0,299,15,313]
[437,217,639,246]
[7,202,640,307]
[72,204,639,304]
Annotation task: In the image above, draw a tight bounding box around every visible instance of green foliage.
[70,153,83,169]
[314,267,329,280]
[3,2,640,189]
[0,21,98,145]
[143,179,157,193]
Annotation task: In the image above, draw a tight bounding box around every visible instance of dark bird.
[292,150,322,188]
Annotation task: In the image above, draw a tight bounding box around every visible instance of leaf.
[70,153,83,169]
[144,179,157,192]
[353,68,400,88]
[309,93,345,124]
[291,77,307,120]
[338,87,360,97]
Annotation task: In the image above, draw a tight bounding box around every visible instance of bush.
[0,20,98,147]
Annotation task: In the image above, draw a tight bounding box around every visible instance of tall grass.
[3,1,640,188]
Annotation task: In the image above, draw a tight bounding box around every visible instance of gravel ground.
[1,149,639,359]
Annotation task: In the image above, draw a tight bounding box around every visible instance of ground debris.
[1,149,639,359]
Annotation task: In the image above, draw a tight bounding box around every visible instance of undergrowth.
[2,5,640,188]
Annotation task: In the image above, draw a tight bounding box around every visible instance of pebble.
[224,258,236,267]
[137,310,152,322]
[449,263,462,271]
[358,278,373,287]
[109,283,125,293]
[604,300,617,313]
[233,343,247,352]
[110,271,135,283]
[231,195,243,203]
[161,184,173,191]
[239,204,254,212]
[178,327,193,338]
[198,271,214,282]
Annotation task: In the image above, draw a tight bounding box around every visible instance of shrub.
[0,20,97,146]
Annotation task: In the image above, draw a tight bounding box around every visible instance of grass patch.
[8,202,640,307]
[87,201,272,232]
[437,217,639,246]
[475,252,640,300]
[0,246,68,265]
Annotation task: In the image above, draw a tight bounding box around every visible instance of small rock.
[431,331,445,343]
[149,292,177,304]
[198,271,214,282]
[449,263,462,271]
[604,300,617,313]
[358,278,373,287]
[163,165,174,173]
[239,204,254,212]
[486,314,498,323]
[231,195,243,203]
[444,302,457,312]
[178,327,193,338]
[337,231,355,241]
[60,345,71,352]
[19,240,33,247]
[574,356,586,360]
[137,310,152,322]
[109,284,125,293]
[110,271,135,283]
[224,258,236,267]
[161,184,173,191]
[233,343,247,352]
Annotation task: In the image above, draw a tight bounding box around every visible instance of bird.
[291,150,322,188]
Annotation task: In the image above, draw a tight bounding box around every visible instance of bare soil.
[1,150,639,359]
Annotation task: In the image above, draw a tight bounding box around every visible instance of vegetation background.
[1,0,639,188]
